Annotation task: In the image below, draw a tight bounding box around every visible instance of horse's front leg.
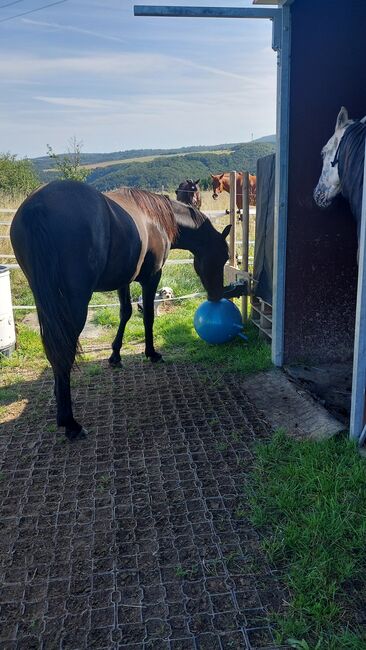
[142,270,163,362]
[109,285,132,367]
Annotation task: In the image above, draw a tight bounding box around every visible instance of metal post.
[272,5,291,367]
[350,138,366,444]
[134,6,278,20]
[242,172,250,323]
[229,171,237,268]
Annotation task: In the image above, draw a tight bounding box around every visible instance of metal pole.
[242,171,249,323]
[272,5,291,367]
[134,6,278,20]
[229,171,237,268]
[350,137,366,444]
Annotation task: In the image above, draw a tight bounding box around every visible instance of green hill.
[32,139,276,191]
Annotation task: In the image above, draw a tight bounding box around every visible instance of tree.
[47,137,89,182]
[0,153,39,199]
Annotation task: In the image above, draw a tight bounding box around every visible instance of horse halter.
[330,140,341,168]
[331,121,365,168]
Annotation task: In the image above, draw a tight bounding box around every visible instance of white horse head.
[313,107,353,208]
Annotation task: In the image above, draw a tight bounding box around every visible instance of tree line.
[0,139,275,199]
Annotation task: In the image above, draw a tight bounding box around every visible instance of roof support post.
[271,5,291,367]
[350,138,366,444]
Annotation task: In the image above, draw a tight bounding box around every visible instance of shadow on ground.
[0,355,290,649]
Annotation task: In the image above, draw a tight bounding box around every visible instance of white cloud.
[22,18,127,44]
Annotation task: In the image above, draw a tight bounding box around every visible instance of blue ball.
[194,299,246,344]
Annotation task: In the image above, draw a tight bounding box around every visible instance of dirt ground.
[0,355,290,649]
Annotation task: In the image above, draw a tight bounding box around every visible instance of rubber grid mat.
[0,358,290,649]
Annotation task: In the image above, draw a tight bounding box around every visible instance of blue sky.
[0,0,277,158]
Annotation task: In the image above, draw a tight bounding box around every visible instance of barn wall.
[284,0,366,363]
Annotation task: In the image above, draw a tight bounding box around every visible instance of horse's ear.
[219,173,225,180]
[222,224,232,239]
[195,179,200,185]
[335,106,349,131]
[210,173,215,178]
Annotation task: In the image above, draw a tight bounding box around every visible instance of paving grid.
[0,357,290,649]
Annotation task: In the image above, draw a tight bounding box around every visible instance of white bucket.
[0,265,16,356]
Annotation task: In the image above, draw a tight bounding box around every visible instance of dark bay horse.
[175,179,202,209]
[314,106,366,239]
[11,180,231,440]
[211,172,257,208]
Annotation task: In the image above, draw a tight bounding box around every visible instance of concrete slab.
[241,369,345,440]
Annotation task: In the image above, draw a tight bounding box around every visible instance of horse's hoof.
[109,359,122,369]
[150,353,163,363]
[65,426,88,441]
[109,354,122,368]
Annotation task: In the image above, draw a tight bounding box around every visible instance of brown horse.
[11,180,231,440]
[211,172,257,208]
[175,179,202,209]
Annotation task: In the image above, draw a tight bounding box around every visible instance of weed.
[175,565,188,578]
[83,363,102,377]
[175,564,198,579]
[216,441,228,452]
[97,474,110,494]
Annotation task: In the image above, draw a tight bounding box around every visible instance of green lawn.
[249,430,366,650]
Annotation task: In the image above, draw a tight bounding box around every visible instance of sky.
[0,0,277,158]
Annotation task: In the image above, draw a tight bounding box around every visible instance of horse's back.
[11,181,112,290]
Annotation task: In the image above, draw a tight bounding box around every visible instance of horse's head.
[211,173,225,200]
[313,107,353,209]
[175,179,201,208]
[194,222,231,301]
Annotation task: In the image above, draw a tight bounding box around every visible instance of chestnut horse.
[211,172,257,208]
[175,179,202,209]
[11,180,231,440]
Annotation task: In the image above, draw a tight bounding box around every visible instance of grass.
[248,430,366,649]
[1,297,271,377]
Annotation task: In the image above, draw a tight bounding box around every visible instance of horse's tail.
[12,202,81,373]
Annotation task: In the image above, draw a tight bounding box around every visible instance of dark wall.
[284,0,366,363]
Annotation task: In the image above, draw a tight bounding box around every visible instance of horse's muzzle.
[313,187,332,209]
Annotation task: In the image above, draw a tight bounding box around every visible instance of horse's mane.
[170,199,207,229]
[187,205,207,226]
[338,120,366,226]
[110,187,178,241]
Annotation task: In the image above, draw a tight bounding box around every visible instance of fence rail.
[1,197,256,311]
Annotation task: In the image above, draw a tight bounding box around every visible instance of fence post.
[241,171,250,323]
[229,171,237,267]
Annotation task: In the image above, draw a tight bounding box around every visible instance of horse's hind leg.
[142,270,163,362]
[109,285,132,367]
[51,299,88,440]
[54,367,87,441]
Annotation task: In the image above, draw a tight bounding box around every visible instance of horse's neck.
[223,174,242,191]
[171,221,201,253]
[340,123,366,225]
[171,206,208,253]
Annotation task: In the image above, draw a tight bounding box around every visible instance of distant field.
[44,149,233,173]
